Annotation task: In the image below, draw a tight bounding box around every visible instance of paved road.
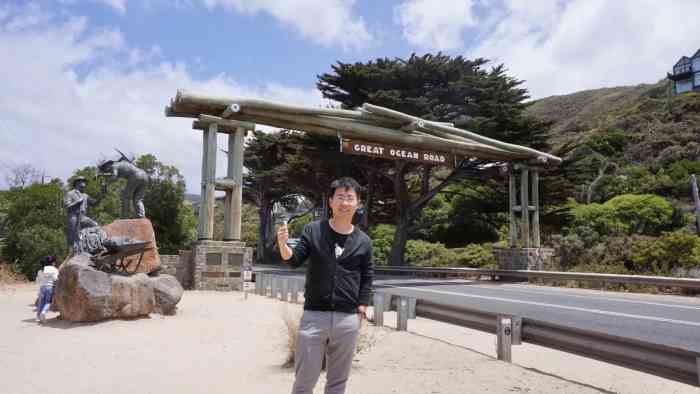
[254,267,700,353]
[374,278,700,354]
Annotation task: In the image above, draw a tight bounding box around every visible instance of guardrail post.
[281,277,289,302]
[373,292,385,326]
[497,315,513,362]
[289,278,298,303]
[269,276,277,299]
[408,297,417,319]
[511,316,522,345]
[397,297,409,331]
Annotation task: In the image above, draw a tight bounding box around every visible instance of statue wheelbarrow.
[91,240,151,275]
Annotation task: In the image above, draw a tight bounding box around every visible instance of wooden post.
[508,165,517,247]
[520,167,530,248]
[532,169,540,247]
[691,175,700,235]
[232,127,245,240]
[198,123,217,240]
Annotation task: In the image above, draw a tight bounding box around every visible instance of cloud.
[474,0,700,98]
[94,0,127,13]
[394,0,700,99]
[199,0,372,50]
[394,0,477,50]
[0,4,324,192]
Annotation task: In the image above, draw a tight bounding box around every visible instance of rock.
[152,275,184,315]
[102,218,161,274]
[54,254,155,322]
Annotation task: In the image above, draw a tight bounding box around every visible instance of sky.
[1,0,700,193]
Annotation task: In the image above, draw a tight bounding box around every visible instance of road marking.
[380,284,700,328]
[460,283,700,311]
[376,278,700,311]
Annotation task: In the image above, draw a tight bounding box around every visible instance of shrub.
[369,224,395,266]
[631,230,700,275]
[568,194,674,236]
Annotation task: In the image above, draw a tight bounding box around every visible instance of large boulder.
[152,275,184,315]
[54,254,182,322]
[102,218,161,274]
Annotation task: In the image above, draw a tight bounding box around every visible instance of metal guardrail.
[255,272,700,387]
[373,266,700,290]
[253,264,700,290]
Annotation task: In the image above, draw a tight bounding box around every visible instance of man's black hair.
[329,177,361,200]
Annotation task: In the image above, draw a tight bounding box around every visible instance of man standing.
[277,177,374,394]
[64,176,104,254]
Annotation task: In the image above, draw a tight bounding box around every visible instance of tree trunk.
[256,198,271,264]
[389,162,411,266]
[389,216,411,266]
[360,168,375,231]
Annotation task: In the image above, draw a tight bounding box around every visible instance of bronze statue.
[98,150,148,219]
[64,176,104,254]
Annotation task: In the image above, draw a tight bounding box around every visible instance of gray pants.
[292,310,360,394]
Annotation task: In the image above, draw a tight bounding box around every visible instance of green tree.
[1,182,67,279]
[317,53,549,264]
[135,154,196,254]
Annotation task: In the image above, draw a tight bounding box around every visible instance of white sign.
[243,270,253,281]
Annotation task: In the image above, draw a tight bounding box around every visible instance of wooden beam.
[229,108,523,161]
[508,166,517,248]
[224,127,245,241]
[199,114,255,131]
[215,179,237,191]
[532,169,540,248]
[520,168,530,248]
[362,103,562,165]
[198,123,218,240]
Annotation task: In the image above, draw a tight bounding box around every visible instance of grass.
[281,306,382,369]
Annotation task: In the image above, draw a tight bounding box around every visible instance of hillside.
[526,80,700,204]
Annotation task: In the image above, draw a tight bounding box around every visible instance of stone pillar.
[198,124,217,240]
[532,169,541,248]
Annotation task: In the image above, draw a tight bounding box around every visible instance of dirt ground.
[0,284,695,394]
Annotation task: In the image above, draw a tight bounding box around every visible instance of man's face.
[75,180,87,192]
[329,187,359,222]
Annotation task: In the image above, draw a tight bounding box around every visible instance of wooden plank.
[520,168,530,248]
[532,169,541,248]
[508,166,517,247]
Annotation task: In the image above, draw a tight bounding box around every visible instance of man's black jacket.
[287,220,374,313]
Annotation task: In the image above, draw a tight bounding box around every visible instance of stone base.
[191,240,253,291]
[493,246,557,271]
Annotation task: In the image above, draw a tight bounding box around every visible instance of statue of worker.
[98,150,148,219]
[64,176,105,254]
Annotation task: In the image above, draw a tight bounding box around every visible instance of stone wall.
[158,251,194,289]
[160,255,180,276]
[192,240,253,291]
[493,247,557,271]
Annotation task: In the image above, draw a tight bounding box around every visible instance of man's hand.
[277,223,293,261]
[357,305,367,320]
